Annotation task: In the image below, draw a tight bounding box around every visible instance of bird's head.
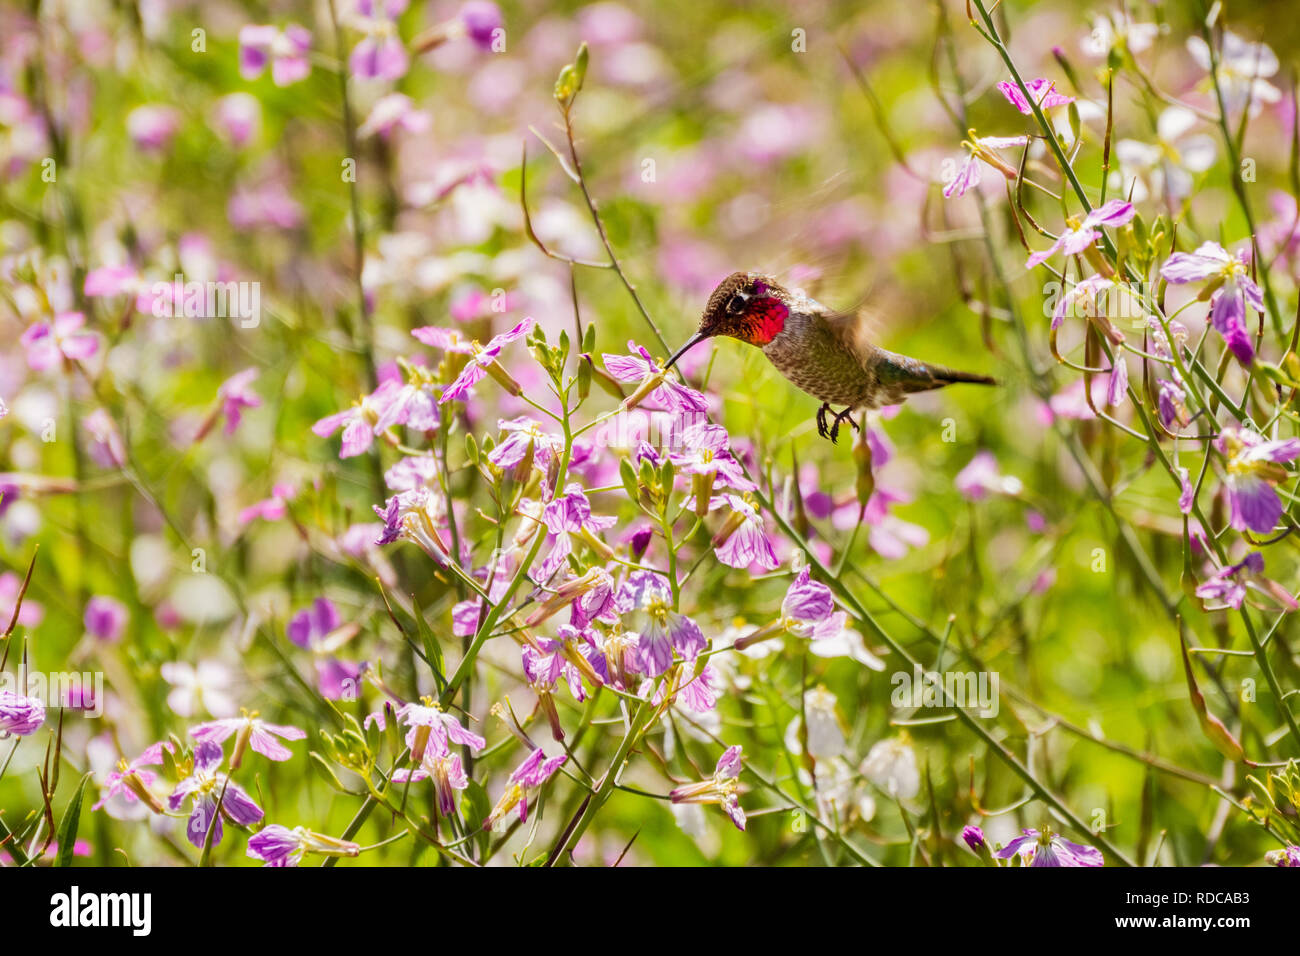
[663,272,791,370]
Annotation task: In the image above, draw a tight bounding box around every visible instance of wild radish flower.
[1265,846,1300,867]
[489,417,565,484]
[1195,552,1297,612]
[212,92,261,147]
[314,379,406,458]
[1025,200,1135,269]
[962,824,986,851]
[712,494,778,571]
[373,487,453,561]
[160,660,237,718]
[348,0,410,80]
[523,630,588,704]
[955,450,1022,501]
[526,566,616,627]
[438,317,536,404]
[459,1,503,50]
[239,24,312,86]
[213,368,262,437]
[92,741,174,814]
[861,736,920,800]
[191,712,307,768]
[168,740,264,848]
[943,133,1029,199]
[604,342,708,416]
[994,827,1103,867]
[618,570,706,676]
[21,312,98,371]
[126,105,181,152]
[1050,274,1128,343]
[247,825,361,867]
[1160,242,1262,364]
[535,484,616,581]
[484,747,568,829]
[358,93,432,139]
[1215,426,1300,534]
[676,662,722,713]
[670,422,755,512]
[392,740,469,816]
[1186,31,1280,116]
[84,595,127,642]
[238,481,296,525]
[398,698,486,759]
[996,77,1074,115]
[583,626,642,690]
[1081,12,1159,58]
[802,686,845,759]
[0,689,44,736]
[670,745,745,831]
[1114,107,1215,202]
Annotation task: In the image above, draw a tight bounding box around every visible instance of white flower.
[1114,107,1216,202]
[861,736,920,800]
[803,686,846,759]
[159,660,236,718]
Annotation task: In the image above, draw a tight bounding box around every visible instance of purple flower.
[92,741,174,813]
[997,77,1074,115]
[313,379,406,458]
[1195,552,1297,612]
[670,745,745,831]
[535,483,617,581]
[955,450,1023,501]
[962,825,986,851]
[126,105,181,152]
[459,1,503,50]
[247,824,361,867]
[488,417,565,482]
[994,828,1103,867]
[1215,426,1300,534]
[239,24,312,86]
[1026,200,1135,268]
[618,570,706,676]
[944,134,1029,199]
[1266,846,1300,867]
[1161,242,1263,364]
[669,422,756,502]
[168,740,264,848]
[190,714,307,764]
[398,699,486,758]
[439,316,536,404]
[392,739,469,816]
[357,93,431,140]
[84,595,128,642]
[484,747,568,828]
[712,494,778,571]
[216,368,262,436]
[348,0,411,80]
[0,689,45,736]
[21,312,98,371]
[372,488,452,561]
[603,342,709,416]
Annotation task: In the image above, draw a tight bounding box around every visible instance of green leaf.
[54,773,92,868]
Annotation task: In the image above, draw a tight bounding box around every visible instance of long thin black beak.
[662,332,707,372]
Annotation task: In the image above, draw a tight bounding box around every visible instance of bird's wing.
[820,305,880,368]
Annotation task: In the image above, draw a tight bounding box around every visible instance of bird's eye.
[726,294,745,315]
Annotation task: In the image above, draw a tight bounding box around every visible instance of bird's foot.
[815,402,831,440]
[828,407,860,444]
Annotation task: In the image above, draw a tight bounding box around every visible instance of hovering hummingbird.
[664,272,996,443]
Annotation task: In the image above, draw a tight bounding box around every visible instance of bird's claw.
[815,403,831,440]
[827,407,859,445]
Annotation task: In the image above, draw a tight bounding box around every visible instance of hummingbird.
[663,271,996,443]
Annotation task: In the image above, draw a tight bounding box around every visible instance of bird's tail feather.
[875,349,997,393]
